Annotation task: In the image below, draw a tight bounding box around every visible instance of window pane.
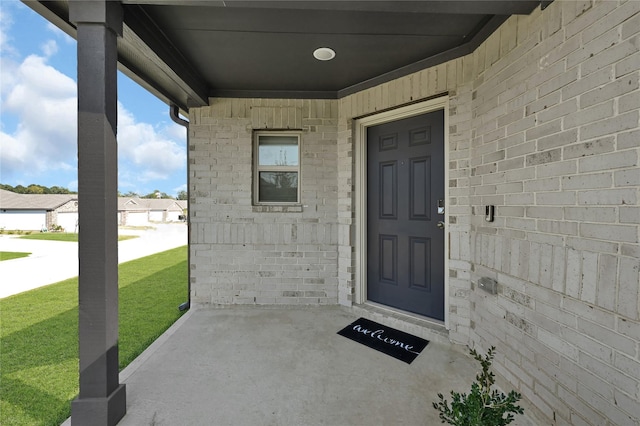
[258,172,298,202]
[258,136,299,166]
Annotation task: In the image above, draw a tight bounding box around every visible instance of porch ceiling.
[25,0,542,111]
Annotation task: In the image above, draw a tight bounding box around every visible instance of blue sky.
[0,1,187,197]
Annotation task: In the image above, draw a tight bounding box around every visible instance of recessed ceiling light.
[313,47,336,61]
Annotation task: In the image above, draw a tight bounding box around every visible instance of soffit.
[24,1,543,110]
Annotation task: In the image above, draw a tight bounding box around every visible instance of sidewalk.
[0,223,187,298]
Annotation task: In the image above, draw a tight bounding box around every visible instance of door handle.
[436,221,445,229]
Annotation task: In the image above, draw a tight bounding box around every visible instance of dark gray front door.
[367,110,445,320]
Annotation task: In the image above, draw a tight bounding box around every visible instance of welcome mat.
[338,317,429,364]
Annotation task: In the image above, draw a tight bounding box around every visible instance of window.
[254,132,300,204]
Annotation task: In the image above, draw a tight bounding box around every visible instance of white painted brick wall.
[466,1,640,424]
[189,99,339,306]
[189,1,638,424]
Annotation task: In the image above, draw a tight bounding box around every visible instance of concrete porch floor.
[71,307,538,425]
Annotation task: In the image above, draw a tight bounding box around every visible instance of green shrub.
[433,346,524,426]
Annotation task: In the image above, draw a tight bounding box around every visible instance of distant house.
[117,198,149,226]
[145,198,187,223]
[0,189,78,231]
[0,190,186,230]
[117,197,187,226]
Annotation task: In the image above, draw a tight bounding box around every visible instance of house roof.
[117,197,186,212]
[0,189,77,210]
[0,190,185,212]
[24,0,542,111]
[117,197,148,212]
[142,198,185,211]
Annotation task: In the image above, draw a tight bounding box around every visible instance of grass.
[0,230,34,236]
[18,233,137,242]
[0,252,31,261]
[0,246,188,426]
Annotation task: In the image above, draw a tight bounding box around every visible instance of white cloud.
[0,5,18,100]
[46,22,74,44]
[0,57,18,104]
[165,120,188,140]
[0,54,77,178]
[172,183,187,195]
[0,4,185,194]
[0,4,16,57]
[1,53,185,190]
[41,39,58,57]
[117,103,186,182]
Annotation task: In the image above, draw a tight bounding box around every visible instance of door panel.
[410,157,430,220]
[409,237,430,290]
[379,161,397,219]
[367,110,445,320]
[379,235,397,284]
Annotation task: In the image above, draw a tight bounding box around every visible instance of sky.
[0,1,187,197]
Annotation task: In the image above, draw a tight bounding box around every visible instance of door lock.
[436,221,445,229]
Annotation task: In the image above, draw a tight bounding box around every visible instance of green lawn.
[18,233,137,242]
[0,246,188,426]
[0,251,31,261]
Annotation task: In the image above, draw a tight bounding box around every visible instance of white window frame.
[253,131,302,205]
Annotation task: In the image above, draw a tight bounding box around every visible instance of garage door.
[0,211,46,231]
[166,211,182,222]
[149,210,164,222]
[57,212,79,233]
[125,212,149,226]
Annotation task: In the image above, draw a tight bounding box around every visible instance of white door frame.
[354,96,449,328]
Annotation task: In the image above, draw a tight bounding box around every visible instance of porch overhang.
[20,1,546,425]
[24,0,543,112]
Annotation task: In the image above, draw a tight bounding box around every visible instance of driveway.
[0,223,187,298]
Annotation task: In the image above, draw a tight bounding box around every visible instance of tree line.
[1,184,187,200]
[0,183,76,195]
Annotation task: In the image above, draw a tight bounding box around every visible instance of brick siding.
[189,99,339,306]
[464,2,639,424]
[189,1,639,423]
